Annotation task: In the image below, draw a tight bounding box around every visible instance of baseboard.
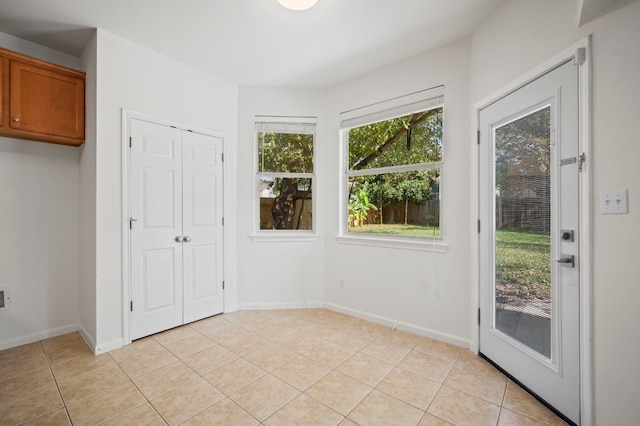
[77,325,97,354]
[94,337,124,355]
[0,323,80,351]
[75,324,124,355]
[224,303,238,313]
[324,302,470,348]
[237,301,324,311]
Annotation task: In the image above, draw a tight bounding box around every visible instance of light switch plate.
[600,189,628,214]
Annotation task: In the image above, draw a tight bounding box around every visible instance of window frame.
[252,115,318,241]
[338,87,448,252]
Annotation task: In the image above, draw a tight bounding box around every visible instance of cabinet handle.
[12,117,20,122]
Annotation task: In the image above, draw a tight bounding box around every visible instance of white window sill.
[336,235,448,252]
[250,233,320,242]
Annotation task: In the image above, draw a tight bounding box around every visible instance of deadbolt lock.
[561,230,574,242]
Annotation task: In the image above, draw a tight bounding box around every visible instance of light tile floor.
[0,309,568,425]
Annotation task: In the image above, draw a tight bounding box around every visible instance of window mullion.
[347,161,443,177]
[258,172,314,179]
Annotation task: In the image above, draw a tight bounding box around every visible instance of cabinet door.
[10,60,84,140]
[0,56,6,129]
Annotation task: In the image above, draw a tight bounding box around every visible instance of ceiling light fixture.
[277,0,318,11]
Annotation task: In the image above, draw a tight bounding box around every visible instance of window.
[256,117,316,233]
[341,87,443,241]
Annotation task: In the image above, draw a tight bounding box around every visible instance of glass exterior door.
[494,105,552,359]
[479,59,581,424]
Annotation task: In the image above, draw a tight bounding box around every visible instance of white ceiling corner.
[578,0,639,25]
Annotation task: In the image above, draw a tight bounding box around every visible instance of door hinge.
[477,219,480,233]
[221,153,224,162]
[477,308,481,325]
[477,130,480,144]
[129,136,132,148]
[222,281,225,290]
[574,47,586,66]
[222,217,224,226]
[130,301,133,312]
[578,153,586,172]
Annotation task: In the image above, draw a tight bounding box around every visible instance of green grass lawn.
[348,223,440,237]
[496,229,550,285]
[496,229,551,302]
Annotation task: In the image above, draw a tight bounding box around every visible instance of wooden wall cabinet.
[0,48,85,146]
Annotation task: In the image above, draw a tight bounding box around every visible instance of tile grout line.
[40,340,75,426]
[219,314,354,423]
[149,327,263,425]
[110,352,169,426]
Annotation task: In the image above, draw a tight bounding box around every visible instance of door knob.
[183,236,192,242]
[555,255,574,267]
[175,236,184,242]
[12,117,19,122]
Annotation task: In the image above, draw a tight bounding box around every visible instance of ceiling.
[578,0,638,24]
[0,0,509,88]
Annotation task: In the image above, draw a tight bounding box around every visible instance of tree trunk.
[404,198,409,225]
[272,180,298,229]
[296,198,305,230]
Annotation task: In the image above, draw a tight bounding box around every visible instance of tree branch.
[351,109,438,170]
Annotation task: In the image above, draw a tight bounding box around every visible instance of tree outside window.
[345,105,443,238]
[256,119,315,231]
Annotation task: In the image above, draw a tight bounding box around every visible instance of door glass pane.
[494,106,551,359]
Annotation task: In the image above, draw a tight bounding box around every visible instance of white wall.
[93,30,238,351]
[0,31,82,71]
[236,87,326,309]
[0,32,82,349]
[78,30,98,347]
[470,1,640,423]
[323,39,472,346]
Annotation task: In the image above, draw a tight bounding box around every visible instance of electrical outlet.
[600,189,628,214]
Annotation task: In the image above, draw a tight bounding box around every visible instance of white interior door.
[130,119,184,339]
[182,131,224,323]
[479,59,580,423]
[129,119,224,340]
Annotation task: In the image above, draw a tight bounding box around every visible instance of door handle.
[175,236,184,242]
[183,236,192,242]
[555,255,574,267]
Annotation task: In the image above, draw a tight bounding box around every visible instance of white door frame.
[121,109,228,345]
[472,37,592,425]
